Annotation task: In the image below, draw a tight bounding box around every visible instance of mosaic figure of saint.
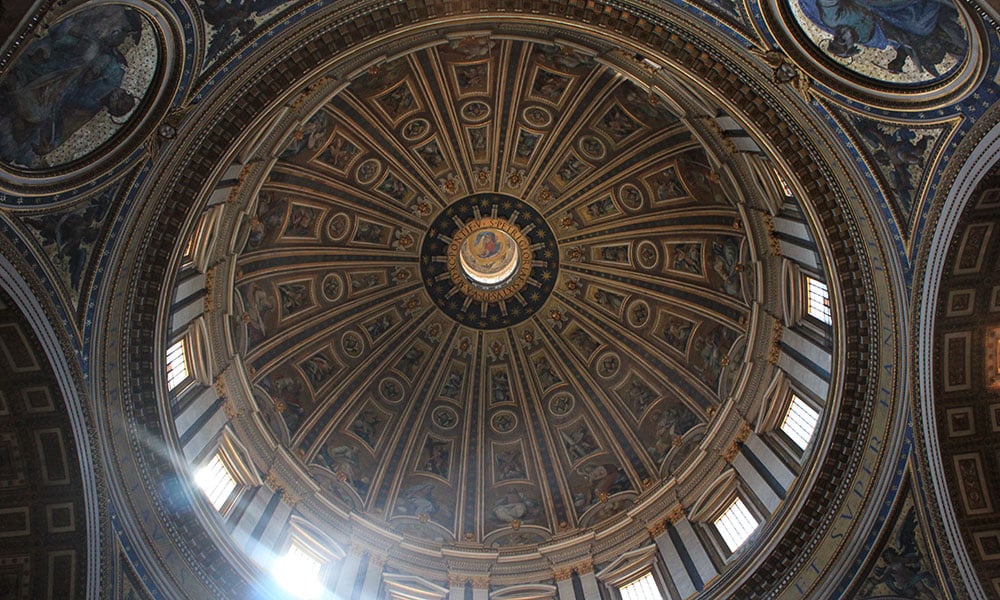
[796,0,967,79]
[0,5,147,168]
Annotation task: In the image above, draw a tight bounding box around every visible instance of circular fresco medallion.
[596,352,621,378]
[327,213,351,241]
[341,331,364,357]
[578,135,606,160]
[356,158,382,184]
[461,101,491,123]
[421,193,558,329]
[321,273,344,301]
[636,240,659,270]
[0,2,177,192]
[402,118,431,141]
[787,0,971,86]
[522,105,553,128]
[627,300,651,328]
[549,393,575,417]
[619,183,644,211]
[378,377,404,403]
[490,410,518,433]
[432,405,459,430]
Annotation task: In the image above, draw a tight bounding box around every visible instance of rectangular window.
[165,339,189,391]
[194,453,238,511]
[714,497,759,553]
[806,277,832,325]
[619,572,663,600]
[274,540,324,598]
[284,542,322,579]
[781,395,819,450]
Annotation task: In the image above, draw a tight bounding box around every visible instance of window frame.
[185,204,225,273]
[273,537,326,599]
[779,393,820,452]
[616,571,665,600]
[758,374,823,468]
[781,261,834,353]
[195,451,240,513]
[193,431,261,518]
[272,520,344,599]
[710,494,762,557]
[165,337,192,393]
[166,318,215,406]
[766,161,795,200]
[596,544,665,600]
[804,275,832,326]
[773,387,822,463]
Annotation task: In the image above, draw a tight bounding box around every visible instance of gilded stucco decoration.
[925,163,1000,593]
[87,0,909,591]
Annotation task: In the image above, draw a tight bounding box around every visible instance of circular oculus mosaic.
[454,221,527,291]
[420,193,558,329]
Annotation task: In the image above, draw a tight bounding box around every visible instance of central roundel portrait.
[421,193,559,329]
[459,226,521,286]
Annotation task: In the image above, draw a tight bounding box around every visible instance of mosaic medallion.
[453,221,529,296]
[421,193,558,329]
[788,0,969,86]
[0,5,159,171]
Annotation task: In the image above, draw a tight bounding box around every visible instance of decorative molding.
[749,48,812,98]
[768,321,784,365]
[647,519,666,538]
[667,504,686,525]
[573,559,594,575]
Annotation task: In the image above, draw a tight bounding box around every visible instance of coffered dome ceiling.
[212,34,781,551]
[4,0,1000,590]
[9,0,966,591]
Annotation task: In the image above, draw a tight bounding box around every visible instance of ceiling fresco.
[226,38,756,545]
[849,479,943,599]
[831,107,959,235]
